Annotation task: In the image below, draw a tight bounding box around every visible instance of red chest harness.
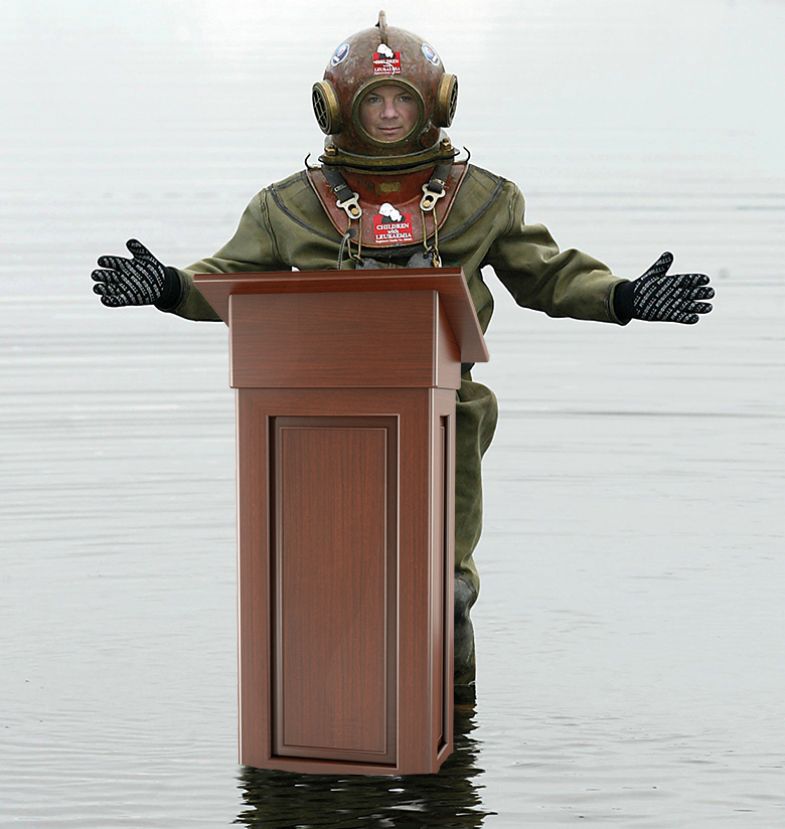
[306,159,468,266]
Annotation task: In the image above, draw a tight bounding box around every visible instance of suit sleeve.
[162,188,286,321]
[484,182,627,324]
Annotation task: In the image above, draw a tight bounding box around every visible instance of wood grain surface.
[237,389,455,775]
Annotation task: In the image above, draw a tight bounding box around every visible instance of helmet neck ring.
[319,132,458,173]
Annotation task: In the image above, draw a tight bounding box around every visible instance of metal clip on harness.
[419,179,447,212]
[336,192,362,221]
[323,166,364,264]
[417,160,453,268]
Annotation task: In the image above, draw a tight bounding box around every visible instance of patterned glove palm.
[628,252,714,324]
[92,239,168,307]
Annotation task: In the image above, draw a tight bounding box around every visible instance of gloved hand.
[614,252,714,324]
[91,239,179,308]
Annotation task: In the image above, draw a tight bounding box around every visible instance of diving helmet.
[312,11,459,170]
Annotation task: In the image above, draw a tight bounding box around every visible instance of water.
[1,1,784,825]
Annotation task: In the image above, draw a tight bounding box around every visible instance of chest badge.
[373,203,414,244]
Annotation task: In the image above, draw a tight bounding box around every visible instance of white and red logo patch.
[372,42,401,75]
[374,203,413,244]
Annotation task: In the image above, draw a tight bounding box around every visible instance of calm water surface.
[1,1,784,826]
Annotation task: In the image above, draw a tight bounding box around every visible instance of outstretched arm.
[484,183,715,326]
[91,189,286,322]
[484,183,627,323]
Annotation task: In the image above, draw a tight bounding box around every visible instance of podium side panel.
[435,388,456,767]
[435,300,462,391]
[433,410,446,751]
[396,390,435,771]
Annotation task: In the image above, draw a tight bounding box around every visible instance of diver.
[91,11,714,693]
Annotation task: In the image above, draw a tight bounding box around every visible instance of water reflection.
[235,695,496,828]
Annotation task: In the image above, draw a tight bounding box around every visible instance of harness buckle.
[336,192,362,220]
[420,181,447,212]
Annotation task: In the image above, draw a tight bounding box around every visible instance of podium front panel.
[229,290,460,389]
[237,388,455,775]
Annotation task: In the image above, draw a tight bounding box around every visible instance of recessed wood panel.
[271,416,397,764]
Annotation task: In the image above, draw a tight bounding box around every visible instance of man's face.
[358,83,419,143]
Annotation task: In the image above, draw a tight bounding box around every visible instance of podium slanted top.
[192,267,489,365]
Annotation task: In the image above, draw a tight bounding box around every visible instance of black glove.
[91,239,181,309]
[614,252,714,324]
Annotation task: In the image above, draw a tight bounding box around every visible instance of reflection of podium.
[193,268,488,775]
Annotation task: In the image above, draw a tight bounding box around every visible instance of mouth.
[377,126,405,140]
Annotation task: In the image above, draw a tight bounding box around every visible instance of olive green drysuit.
[164,163,627,599]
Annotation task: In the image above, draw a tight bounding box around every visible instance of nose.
[381,98,399,120]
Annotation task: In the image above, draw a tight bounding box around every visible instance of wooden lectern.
[193,268,488,775]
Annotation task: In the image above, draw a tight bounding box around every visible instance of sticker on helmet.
[373,43,402,76]
[374,203,414,244]
[330,42,350,67]
[421,43,440,66]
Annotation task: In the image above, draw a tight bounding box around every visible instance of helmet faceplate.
[313,12,458,170]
